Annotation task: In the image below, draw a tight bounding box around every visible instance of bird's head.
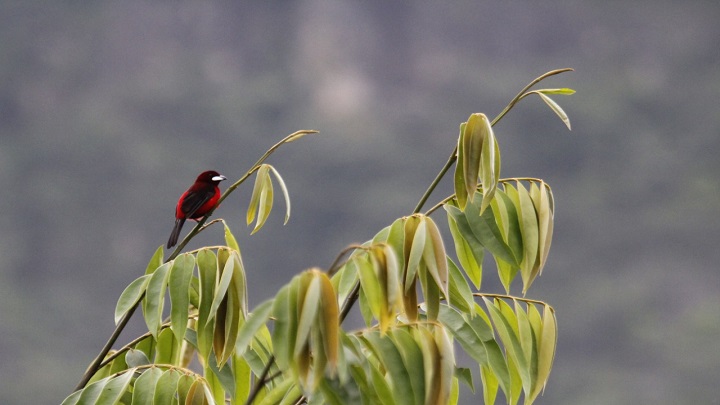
[197,170,227,184]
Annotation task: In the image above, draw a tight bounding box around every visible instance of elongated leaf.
[536,88,576,95]
[296,274,321,358]
[446,258,474,315]
[462,114,486,210]
[390,329,425,405]
[318,272,340,372]
[92,370,133,405]
[531,305,557,402]
[153,369,181,404]
[155,327,180,365]
[115,275,151,324]
[464,195,518,267]
[268,165,291,225]
[233,352,252,404]
[224,222,241,253]
[197,249,217,361]
[516,182,539,293]
[446,213,482,290]
[478,114,498,214]
[131,367,163,405]
[485,298,531,396]
[405,218,426,291]
[363,333,415,405]
[454,122,469,209]
[271,284,293,369]
[144,246,165,275]
[356,254,383,323]
[438,304,487,364]
[143,262,172,338]
[235,299,274,356]
[423,216,449,298]
[169,253,195,343]
[480,365,499,405]
[207,250,235,327]
[537,92,571,130]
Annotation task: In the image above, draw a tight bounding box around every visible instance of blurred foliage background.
[1,1,719,404]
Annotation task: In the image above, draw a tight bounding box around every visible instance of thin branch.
[326,244,364,277]
[412,68,573,214]
[74,130,318,392]
[474,292,555,309]
[245,355,276,405]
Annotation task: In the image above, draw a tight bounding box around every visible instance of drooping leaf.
[142,261,172,338]
[537,92,572,130]
[153,369,181,404]
[446,212,483,290]
[454,122,469,209]
[169,253,195,343]
[224,222,241,253]
[235,298,274,356]
[155,327,181,365]
[516,182,540,294]
[268,164,291,225]
[446,258,474,315]
[144,245,165,275]
[115,274,151,324]
[197,248,217,361]
[131,367,163,405]
[92,369,134,405]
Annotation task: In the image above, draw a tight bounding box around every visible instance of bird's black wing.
[180,188,216,219]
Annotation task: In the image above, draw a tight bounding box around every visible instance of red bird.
[167,170,227,249]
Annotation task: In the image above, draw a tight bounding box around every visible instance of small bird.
[167,170,227,249]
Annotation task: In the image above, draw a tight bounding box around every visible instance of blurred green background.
[1,2,719,404]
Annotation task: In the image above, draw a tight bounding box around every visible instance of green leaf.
[295,274,321,358]
[248,165,274,234]
[144,246,165,275]
[197,249,217,361]
[207,250,235,327]
[446,213,482,290]
[446,258,474,315]
[233,352,252,404]
[131,367,163,405]
[115,275,151,324]
[153,369,181,404]
[155,327,180,365]
[93,370,133,405]
[235,299,274,356]
[485,298,531,396]
[271,284,294,370]
[462,115,485,209]
[422,216,449,298]
[405,218,426,291]
[516,182,540,293]
[268,164,291,225]
[455,367,474,393]
[224,222,241,253]
[169,253,195,343]
[356,254,383,323]
[537,92,572,130]
[207,353,236,399]
[438,304,487,364]
[454,122,469,210]
[531,305,557,402]
[480,365,499,405]
[125,348,150,368]
[390,329,425,405]
[464,195,518,267]
[536,87,576,95]
[364,333,415,405]
[143,262,172,338]
[478,114,498,214]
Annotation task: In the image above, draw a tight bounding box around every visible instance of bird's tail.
[167,218,185,249]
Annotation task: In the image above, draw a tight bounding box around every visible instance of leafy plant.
[65,68,574,405]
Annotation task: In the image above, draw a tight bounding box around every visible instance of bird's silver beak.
[212,175,227,182]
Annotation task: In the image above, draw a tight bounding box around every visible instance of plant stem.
[73,130,317,392]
